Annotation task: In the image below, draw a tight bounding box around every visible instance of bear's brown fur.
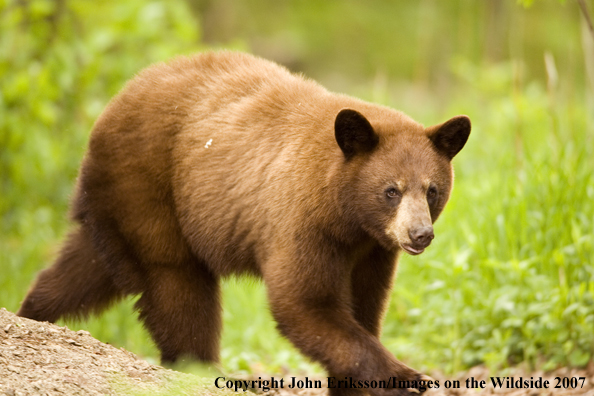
[19,51,470,395]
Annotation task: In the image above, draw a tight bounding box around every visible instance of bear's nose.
[409,226,434,248]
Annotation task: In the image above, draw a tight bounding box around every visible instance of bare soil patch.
[0,308,229,395]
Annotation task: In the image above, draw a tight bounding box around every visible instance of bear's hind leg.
[135,260,221,365]
[18,227,123,322]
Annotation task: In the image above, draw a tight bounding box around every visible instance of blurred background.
[1,0,593,376]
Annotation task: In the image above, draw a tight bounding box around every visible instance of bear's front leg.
[263,248,425,396]
[350,245,399,338]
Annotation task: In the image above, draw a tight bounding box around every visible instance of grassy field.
[1,0,593,377]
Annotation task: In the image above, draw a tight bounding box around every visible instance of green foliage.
[1,0,592,377]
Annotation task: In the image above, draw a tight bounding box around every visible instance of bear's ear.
[335,109,379,159]
[427,115,471,160]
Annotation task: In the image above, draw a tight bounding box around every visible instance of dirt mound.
[0,308,230,395]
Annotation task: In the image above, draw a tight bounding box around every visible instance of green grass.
[109,370,231,396]
[1,0,593,379]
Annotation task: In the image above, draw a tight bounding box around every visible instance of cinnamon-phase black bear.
[19,51,470,395]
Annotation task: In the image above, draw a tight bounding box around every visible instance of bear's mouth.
[401,244,425,256]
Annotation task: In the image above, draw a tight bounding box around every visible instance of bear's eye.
[427,186,438,204]
[385,187,401,199]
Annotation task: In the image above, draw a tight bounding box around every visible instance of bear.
[18,51,470,395]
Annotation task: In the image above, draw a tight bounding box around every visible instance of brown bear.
[18,51,470,395]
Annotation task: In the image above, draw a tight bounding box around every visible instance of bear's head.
[335,108,471,255]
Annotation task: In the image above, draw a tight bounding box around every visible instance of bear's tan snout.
[399,226,434,255]
[409,226,434,250]
[389,194,435,255]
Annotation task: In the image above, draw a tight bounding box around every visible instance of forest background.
[1,0,593,376]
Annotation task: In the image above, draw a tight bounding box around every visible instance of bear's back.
[74,52,341,275]
[75,51,410,276]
